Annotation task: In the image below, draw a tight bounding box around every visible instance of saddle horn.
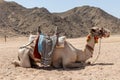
[54,26,58,35]
[54,26,59,46]
[37,26,42,34]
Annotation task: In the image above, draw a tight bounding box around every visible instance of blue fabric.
[38,34,45,53]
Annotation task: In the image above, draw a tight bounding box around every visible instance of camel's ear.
[90,27,99,32]
[100,27,104,30]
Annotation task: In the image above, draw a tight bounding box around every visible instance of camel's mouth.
[103,32,110,38]
[100,29,110,38]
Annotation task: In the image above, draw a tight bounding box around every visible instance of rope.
[92,38,102,64]
[19,41,33,48]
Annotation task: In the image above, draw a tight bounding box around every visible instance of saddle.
[33,34,57,67]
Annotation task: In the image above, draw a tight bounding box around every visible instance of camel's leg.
[62,53,84,69]
[63,62,84,69]
[52,63,62,68]
[18,49,31,68]
[52,58,62,68]
[52,61,62,68]
[12,56,21,67]
[28,49,40,68]
[29,50,40,62]
[12,60,20,67]
[29,56,40,68]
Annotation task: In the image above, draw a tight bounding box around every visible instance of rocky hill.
[0,1,120,37]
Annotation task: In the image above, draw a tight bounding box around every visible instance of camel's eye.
[99,30,103,33]
[91,29,96,32]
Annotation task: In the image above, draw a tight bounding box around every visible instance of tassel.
[94,36,99,43]
[87,35,91,42]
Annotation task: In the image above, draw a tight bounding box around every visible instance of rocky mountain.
[0,1,120,37]
[55,6,120,35]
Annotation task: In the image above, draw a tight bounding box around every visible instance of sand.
[0,35,120,80]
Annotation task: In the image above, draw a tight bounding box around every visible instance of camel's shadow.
[34,62,114,71]
[90,62,114,66]
[35,66,85,71]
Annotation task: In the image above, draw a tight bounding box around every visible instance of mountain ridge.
[0,1,120,37]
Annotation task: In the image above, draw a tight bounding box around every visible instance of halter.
[85,44,94,57]
[86,34,99,43]
[86,33,102,61]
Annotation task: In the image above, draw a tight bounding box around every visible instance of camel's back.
[52,41,77,65]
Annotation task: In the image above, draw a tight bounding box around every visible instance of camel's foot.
[11,60,20,67]
[52,65,62,69]
[52,62,62,69]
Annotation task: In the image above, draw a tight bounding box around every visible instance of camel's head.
[90,27,110,38]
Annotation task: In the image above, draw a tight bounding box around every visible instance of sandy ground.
[0,35,120,80]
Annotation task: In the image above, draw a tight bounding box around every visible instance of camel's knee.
[52,63,62,68]
[52,58,62,68]
[63,62,84,69]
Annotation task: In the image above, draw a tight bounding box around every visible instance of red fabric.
[33,36,41,59]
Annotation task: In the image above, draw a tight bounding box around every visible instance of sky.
[5,0,120,18]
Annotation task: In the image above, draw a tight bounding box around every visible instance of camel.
[51,27,110,69]
[13,27,110,69]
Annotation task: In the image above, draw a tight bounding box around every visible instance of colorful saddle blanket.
[34,34,57,66]
[38,34,45,53]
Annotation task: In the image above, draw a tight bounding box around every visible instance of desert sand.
[0,35,120,80]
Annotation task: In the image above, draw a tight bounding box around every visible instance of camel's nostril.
[107,34,110,37]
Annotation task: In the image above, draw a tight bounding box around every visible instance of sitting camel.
[13,27,110,69]
[51,27,110,69]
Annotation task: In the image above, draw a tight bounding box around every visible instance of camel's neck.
[84,34,98,59]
